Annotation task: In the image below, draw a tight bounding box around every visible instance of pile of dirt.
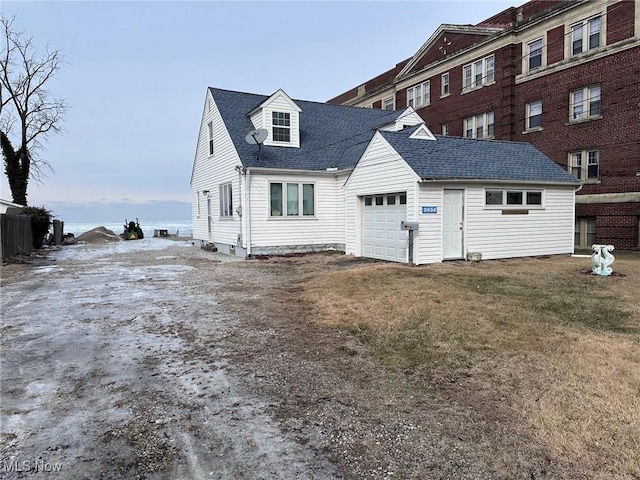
[76,226,121,244]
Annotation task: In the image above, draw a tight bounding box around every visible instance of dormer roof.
[247,88,302,117]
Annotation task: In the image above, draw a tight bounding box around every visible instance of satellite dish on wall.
[245,129,268,145]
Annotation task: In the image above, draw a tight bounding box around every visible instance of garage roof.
[381,126,579,184]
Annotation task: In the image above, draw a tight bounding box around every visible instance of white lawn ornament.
[591,244,615,276]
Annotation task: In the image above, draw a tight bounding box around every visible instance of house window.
[272,112,291,142]
[407,81,430,108]
[463,54,494,91]
[569,150,599,181]
[485,189,543,208]
[464,112,494,139]
[219,183,233,217]
[383,97,394,110]
[442,124,449,135]
[526,101,543,130]
[570,85,601,121]
[207,122,214,155]
[575,217,597,248]
[441,72,450,96]
[269,182,314,217]
[528,38,543,70]
[571,16,601,55]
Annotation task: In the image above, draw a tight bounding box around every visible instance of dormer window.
[272,112,291,142]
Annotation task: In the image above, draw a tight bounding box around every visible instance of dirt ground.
[0,239,604,479]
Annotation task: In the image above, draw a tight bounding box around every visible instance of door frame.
[443,189,464,260]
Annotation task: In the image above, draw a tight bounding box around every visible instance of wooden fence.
[1,213,32,261]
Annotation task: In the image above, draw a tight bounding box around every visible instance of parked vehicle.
[122,218,144,240]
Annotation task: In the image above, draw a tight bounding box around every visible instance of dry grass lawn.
[303,253,640,478]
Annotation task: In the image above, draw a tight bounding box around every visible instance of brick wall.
[514,47,640,197]
[576,202,640,249]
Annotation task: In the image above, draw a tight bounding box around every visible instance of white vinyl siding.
[463,184,574,260]
[247,173,346,250]
[344,134,419,259]
[191,91,242,245]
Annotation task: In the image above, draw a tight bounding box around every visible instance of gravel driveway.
[1,239,337,479]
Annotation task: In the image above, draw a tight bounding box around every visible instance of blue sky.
[0,0,515,220]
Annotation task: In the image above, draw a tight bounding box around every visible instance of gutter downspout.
[241,167,251,258]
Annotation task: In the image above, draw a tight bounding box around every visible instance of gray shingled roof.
[381,126,578,184]
[210,87,401,171]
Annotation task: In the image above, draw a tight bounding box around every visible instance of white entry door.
[443,189,464,259]
[362,193,407,263]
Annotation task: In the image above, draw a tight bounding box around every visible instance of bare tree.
[0,15,67,206]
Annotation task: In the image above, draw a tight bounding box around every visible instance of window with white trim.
[207,122,214,155]
[464,112,494,139]
[406,81,430,108]
[441,72,450,96]
[526,101,543,130]
[442,124,449,135]
[463,54,494,91]
[269,182,315,217]
[575,217,596,248]
[272,112,291,142]
[571,16,601,55]
[528,38,543,70]
[485,189,543,208]
[570,85,601,121]
[383,97,394,110]
[569,149,599,181]
[219,183,233,217]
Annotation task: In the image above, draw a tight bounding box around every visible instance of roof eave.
[419,177,580,186]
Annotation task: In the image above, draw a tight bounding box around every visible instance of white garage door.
[362,193,408,263]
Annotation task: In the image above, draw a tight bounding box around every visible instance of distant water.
[63,220,192,238]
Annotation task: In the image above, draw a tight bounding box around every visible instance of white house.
[191,87,579,264]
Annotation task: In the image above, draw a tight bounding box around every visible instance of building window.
[528,38,543,70]
[526,101,543,129]
[441,72,450,96]
[270,182,315,217]
[485,189,544,208]
[407,81,430,108]
[441,124,449,135]
[575,217,596,248]
[383,97,394,110]
[570,85,601,121]
[463,54,494,91]
[219,183,233,217]
[571,16,601,55]
[464,112,494,139]
[272,112,291,142]
[569,150,599,181]
[207,122,214,155]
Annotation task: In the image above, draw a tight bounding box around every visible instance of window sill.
[522,126,543,134]
[219,216,234,220]
[461,81,495,95]
[566,115,602,126]
[440,93,450,99]
[575,179,600,185]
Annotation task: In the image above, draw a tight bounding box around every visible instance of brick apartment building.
[329,0,640,250]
